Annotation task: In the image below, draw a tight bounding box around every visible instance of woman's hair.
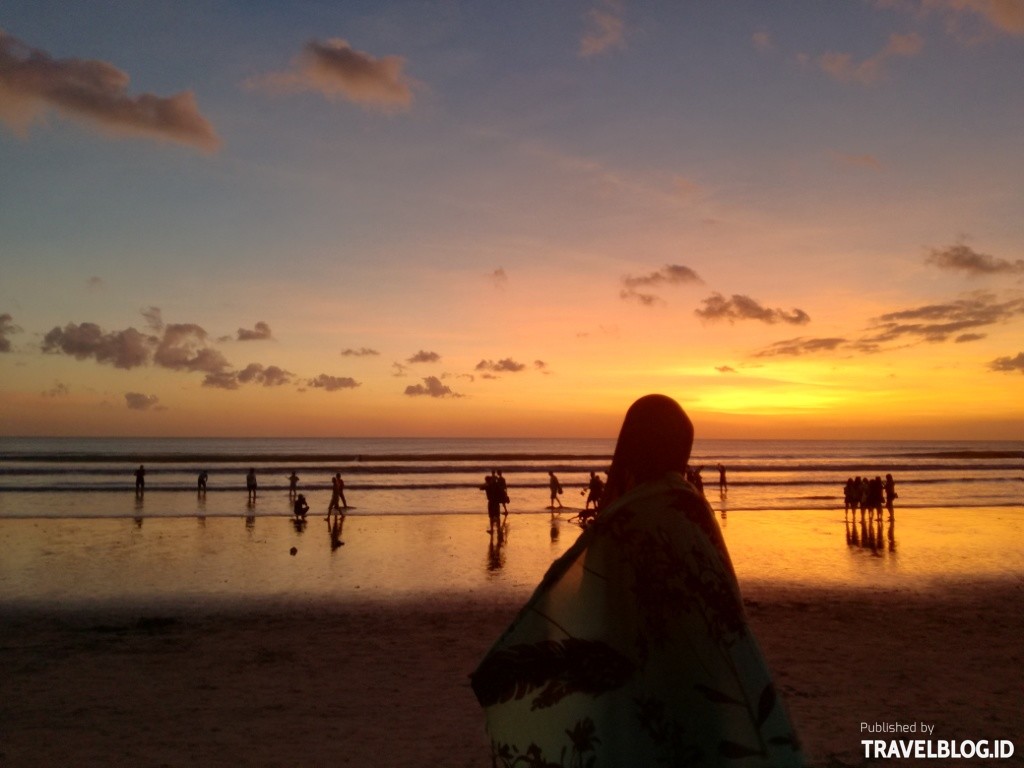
[600,394,694,508]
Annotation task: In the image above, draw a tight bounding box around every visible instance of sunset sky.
[1,1,1022,439]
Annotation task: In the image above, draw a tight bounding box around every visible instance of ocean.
[0,437,1021,609]
[0,436,1020,519]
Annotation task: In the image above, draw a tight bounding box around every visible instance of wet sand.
[1,510,1022,766]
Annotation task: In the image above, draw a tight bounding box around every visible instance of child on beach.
[472,394,803,767]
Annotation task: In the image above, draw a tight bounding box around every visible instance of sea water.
[0,438,1020,610]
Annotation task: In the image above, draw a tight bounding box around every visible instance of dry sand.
[1,579,1021,767]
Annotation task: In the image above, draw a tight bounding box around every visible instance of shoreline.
[1,580,1021,767]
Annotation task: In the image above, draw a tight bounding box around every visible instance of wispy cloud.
[404,376,461,398]
[817,32,924,84]
[752,337,849,358]
[832,151,883,170]
[407,350,441,364]
[0,29,219,151]
[989,351,1024,373]
[236,321,273,341]
[580,3,626,57]
[248,38,413,111]
[238,363,292,386]
[696,293,811,325]
[620,264,703,305]
[155,324,231,373]
[716,365,738,373]
[864,293,1024,344]
[42,381,70,398]
[307,373,360,391]
[341,347,379,357]
[125,392,163,411]
[752,30,773,52]
[915,0,1024,38]
[489,268,508,289]
[141,307,164,332]
[0,313,22,352]
[926,243,1024,276]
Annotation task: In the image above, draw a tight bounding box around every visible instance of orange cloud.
[0,29,219,151]
[924,0,1024,36]
[580,5,626,57]
[250,38,413,111]
[818,32,924,84]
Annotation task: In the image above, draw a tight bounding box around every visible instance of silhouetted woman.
[471,394,803,766]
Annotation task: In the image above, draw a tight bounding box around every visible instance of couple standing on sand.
[328,473,348,513]
[472,394,805,767]
[481,471,509,534]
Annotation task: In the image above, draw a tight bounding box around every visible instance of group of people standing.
[844,474,897,520]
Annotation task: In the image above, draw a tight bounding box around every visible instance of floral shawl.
[471,472,803,767]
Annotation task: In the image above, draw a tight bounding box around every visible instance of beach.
[1,509,1022,767]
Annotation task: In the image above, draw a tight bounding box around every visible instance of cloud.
[534,360,551,375]
[0,29,219,151]
[125,392,162,411]
[341,347,379,357]
[695,293,811,325]
[580,4,626,57]
[489,268,508,289]
[752,337,849,357]
[307,373,360,392]
[621,264,703,305]
[817,32,924,84]
[42,381,70,398]
[404,376,461,398]
[141,306,164,332]
[716,366,738,373]
[235,321,272,341]
[42,322,154,369]
[87,277,105,291]
[392,362,409,377]
[407,350,441,364]
[248,38,413,111]
[154,323,230,373]
[864,293,1024,344]
[920,0,1024,37]
[0,313,22,352]
[926,243,1024,275]
[752,30,773,52]
[476,358,526,373]
[989,352,1024,372]
[237,363,292,386]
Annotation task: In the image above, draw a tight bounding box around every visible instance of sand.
[1,578,1022,767]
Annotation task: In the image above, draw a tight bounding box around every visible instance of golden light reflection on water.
[0,507,1021,610]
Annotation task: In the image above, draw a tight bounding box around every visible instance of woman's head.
[601,394,694,507]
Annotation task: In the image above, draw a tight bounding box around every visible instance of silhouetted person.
[293,493,310,519]
[472,394,803,766]
[134,465,146,495]
[481,475,502,533]
[884,473,897,517]
[246,468,257,503]
[328,472,347,512]
[288,471,299,498]
[584,471,604,510]
[548,471,563,508]
[843,478,856,516]
[494,470,509,515]
[197,471,208,494]
[717,463,727,494]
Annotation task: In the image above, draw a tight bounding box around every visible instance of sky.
[1,0,1023,439]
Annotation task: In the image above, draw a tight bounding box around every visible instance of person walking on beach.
[134,465,146,495]
[494,470,510,516]
[717,463,728,494]
[472,395,803,767]
[287,471,299,498]
[246,468,257,503]
[328,472,347,513]
[197,470,208,495]
[481,475,502,534]
[584,471,604,510]
[548,471,563,509]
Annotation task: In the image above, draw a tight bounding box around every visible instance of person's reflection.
[133,516,144,529]
[550,518,560,543]
[292,516,307,534]
[487,525,506,571]
[887,518,897,553]
[327,512,346,551]
[245,511,256,531]
[846,517,858,547]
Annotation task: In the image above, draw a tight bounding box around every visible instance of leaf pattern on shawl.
[471,638,636,710]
